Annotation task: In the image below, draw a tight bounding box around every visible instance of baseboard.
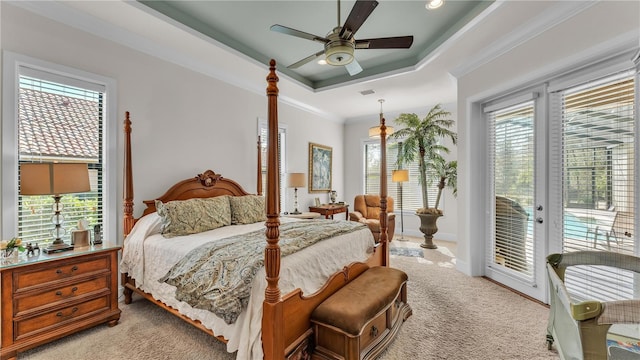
[456,259,471,275]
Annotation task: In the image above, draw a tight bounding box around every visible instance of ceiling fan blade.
[339,0,379,39]
[355,36,414,49]
[345,58,363,76]
[270,24,329,44]
[288,50,326,69]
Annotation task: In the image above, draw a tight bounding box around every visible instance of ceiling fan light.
[325,44,354,66]
[426,0,444,10]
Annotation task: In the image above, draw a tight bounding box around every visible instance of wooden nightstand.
[309,204,350,220]
[283,212,322,219]
[0,244,121,360]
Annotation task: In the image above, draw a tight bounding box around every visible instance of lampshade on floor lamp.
[20,163,91,253]
[287,172,306,215]
[392,169,409,241]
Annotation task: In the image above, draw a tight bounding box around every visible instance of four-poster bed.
[120,60,396,359]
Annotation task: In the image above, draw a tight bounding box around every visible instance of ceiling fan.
[270,0,414,76]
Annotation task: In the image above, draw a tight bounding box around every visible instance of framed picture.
[314,197,321,207]
[308,142,332,192]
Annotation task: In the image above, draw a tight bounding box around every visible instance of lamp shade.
[368,125,394,138]
[392,169,409,182]
[20,163,91,195]
[287,173,306,188]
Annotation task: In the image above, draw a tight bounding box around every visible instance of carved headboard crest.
[197,170,222,187]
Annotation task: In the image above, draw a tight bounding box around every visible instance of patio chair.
[546,251,640,360]
[584,207,619,250]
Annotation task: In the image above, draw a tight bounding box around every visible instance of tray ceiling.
[139,1,493,90]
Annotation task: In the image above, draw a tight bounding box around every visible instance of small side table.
[283,212,322,219]
[309,204,349,220]
[0,244,121,360]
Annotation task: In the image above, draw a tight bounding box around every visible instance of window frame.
[362,138,441,213]
[258,119,287,212]
[2,52,117,245]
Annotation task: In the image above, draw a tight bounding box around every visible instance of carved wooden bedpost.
[257,135,263,196]
[122,111,134,305]
[379,110,390,267]
[123,111,134,237]
[262,59,284,359]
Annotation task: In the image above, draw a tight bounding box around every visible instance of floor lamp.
[286,172,306,215]
[20,163,91,253]
[392,169,409,241]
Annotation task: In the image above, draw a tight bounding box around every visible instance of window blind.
[364,141,439,212]
[259,123,286,212]
[487,102,535,277]
[17,75,104,245]
[558,72,636,302]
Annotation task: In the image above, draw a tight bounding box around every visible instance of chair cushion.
[354,194,394,219]
[362,218,381,232]
[311,266,407,336]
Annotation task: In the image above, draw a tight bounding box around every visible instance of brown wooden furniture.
[0,245,121,360]
[283,211,322,219]
[309,204,349,220]
[349,195,396,242]
[121,60,394,359]
[311,266,411,360]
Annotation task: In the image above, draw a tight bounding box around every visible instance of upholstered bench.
[310,266,412,360]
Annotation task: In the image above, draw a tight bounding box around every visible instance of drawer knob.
[56,307,79,319]
[370,325,378,338]
[55,266,79,276]
[55,287,78,297]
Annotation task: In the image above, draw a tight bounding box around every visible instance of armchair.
[349,194,395,242]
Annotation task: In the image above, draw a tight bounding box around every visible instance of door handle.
[536,217,543,224]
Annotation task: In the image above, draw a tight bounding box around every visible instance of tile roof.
[19,88,100,160]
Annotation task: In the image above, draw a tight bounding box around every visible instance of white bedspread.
[120,213,375,359]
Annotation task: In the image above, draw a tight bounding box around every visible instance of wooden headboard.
[139,170,251,217]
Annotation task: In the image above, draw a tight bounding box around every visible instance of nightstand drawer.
[15,275,109,314]
[15,295,110,340]
[13,256,110,292]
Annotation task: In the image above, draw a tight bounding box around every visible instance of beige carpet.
[21,240,559,360]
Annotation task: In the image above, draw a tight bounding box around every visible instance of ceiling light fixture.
[426,0,444,10]
[325,42,354,66]
[317,59,327,65]
[324,27,355,66]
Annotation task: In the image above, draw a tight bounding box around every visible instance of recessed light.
[426,0,444,10]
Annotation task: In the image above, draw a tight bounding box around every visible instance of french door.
[483,67,637,304]
[485,92,548,302]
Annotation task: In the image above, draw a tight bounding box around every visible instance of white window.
[363,140,439,213]
[258,120,286,212]
[2,53,116,246]
[550,71,636,302]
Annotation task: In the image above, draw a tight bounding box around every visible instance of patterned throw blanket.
[159,220,366,324]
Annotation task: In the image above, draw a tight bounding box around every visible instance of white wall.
[344,102,458,241]
[0,3,344,244]
[456,1,640,275]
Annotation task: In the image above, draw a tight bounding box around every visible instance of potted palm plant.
[390,104,457,249]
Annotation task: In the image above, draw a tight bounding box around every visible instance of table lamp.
[20,163,91,253]
[287,172,306,215]
[392,169,409,241]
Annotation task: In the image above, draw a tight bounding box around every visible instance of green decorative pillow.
[155,196,231,238]
[229,195,266,225]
